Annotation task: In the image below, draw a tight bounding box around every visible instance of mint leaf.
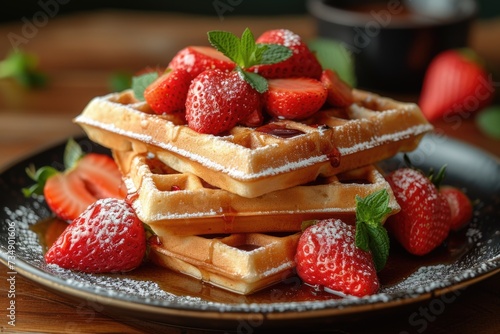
[366,225,390,271]
[64,138,84,170]
[207,28,293,92]
[236,66,268,93]
[354,189,391,272]
[0,50,47,88]
[239,28,256,68]
[132,72,158,101]
[355,220,369,251]
[208,30,241,64]
[259,44,293,65]
[356,189,392,227]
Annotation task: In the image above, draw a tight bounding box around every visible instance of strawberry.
[45,198,146,273]
[249,29,323,79]
[167,46,235,79]
[295,219,380,297]
[418,48,494,121]
[385,168,451,255]
[320,69,354,108]
[263,77,327,120]
[295,189,392,297]
[144,68,192,114]
[440,186,473,231]
[23,139,126,221]
[185,69,261,134]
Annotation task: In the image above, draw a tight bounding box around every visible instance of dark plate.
[1,134,499,330]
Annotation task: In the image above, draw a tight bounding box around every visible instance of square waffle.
[148,232,301,295]
[113,150,400,236]
[75,89,433,198]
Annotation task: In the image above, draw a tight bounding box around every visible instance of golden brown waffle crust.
[114,150,400,236]
[149,232,301,295]
[75,89,433,197]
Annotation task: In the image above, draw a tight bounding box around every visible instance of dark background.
[1,0,498,23]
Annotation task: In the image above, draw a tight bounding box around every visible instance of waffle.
[148,232,301,295]
[113,150,400,236]
[75,89,433,198]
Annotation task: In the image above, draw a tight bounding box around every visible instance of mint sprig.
[22,139,85,197]
[355,189,392,272]
[0,49,47,88]
[207,28,292,93]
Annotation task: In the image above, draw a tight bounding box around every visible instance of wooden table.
[0,10,499,334]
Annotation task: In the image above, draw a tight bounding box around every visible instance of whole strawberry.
[440,186,473,231]
[185,69,261,134]
[295,189,392,297]
[263,77,327,120]
[419,48,494,121]
[45,198,146,273]
[144,68,192,114]
[250,29,323,79]
[295,219,380,297]
[385,168,451,255]
[168,46,235,78]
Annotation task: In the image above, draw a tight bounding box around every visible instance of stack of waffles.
[74,88,433,295]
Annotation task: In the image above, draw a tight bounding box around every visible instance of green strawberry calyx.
[354,189,392,272]
[22,138,85,197]
[208,28,292,93]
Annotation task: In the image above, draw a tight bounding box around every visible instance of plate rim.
[1,134,499,327]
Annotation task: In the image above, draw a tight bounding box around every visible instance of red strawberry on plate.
[419,48,494,121]
[168,46,235,79]
[385,168,451,255]
[144,68,192,114]
[185,69,261,134]
[250,29,323,79]
[263,77,327,120]
[320,69,354,108]
[45,198,146,273]
[23,139,126,221]
[440,185,473,231]
[295,218,380,297]
[295,189,392,297]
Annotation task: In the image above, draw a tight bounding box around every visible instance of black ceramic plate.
[1,134,499,330]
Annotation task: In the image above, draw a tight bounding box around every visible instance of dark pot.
[307,0,477,93]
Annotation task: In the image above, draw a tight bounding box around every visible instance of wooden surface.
[0,10,499,334]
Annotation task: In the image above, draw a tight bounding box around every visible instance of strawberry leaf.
[22,165,59,197]
[355,189,391,272]
[132,72,158,101]
[63,138,84,170]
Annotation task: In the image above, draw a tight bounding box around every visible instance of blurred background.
[0,0,499,166]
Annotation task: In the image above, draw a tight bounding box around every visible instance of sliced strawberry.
[43,153,126,221]
[295,219,380,297]
[385,168,451,255]
[440,186,473,231]
[185,69,261,134]
[168,46,235,79]
[419,48,494,121]
[249,29,323,79]
[144,68,192,114]
[263,77,327,120]
[320,69,354,108]
[45,198,146,273]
